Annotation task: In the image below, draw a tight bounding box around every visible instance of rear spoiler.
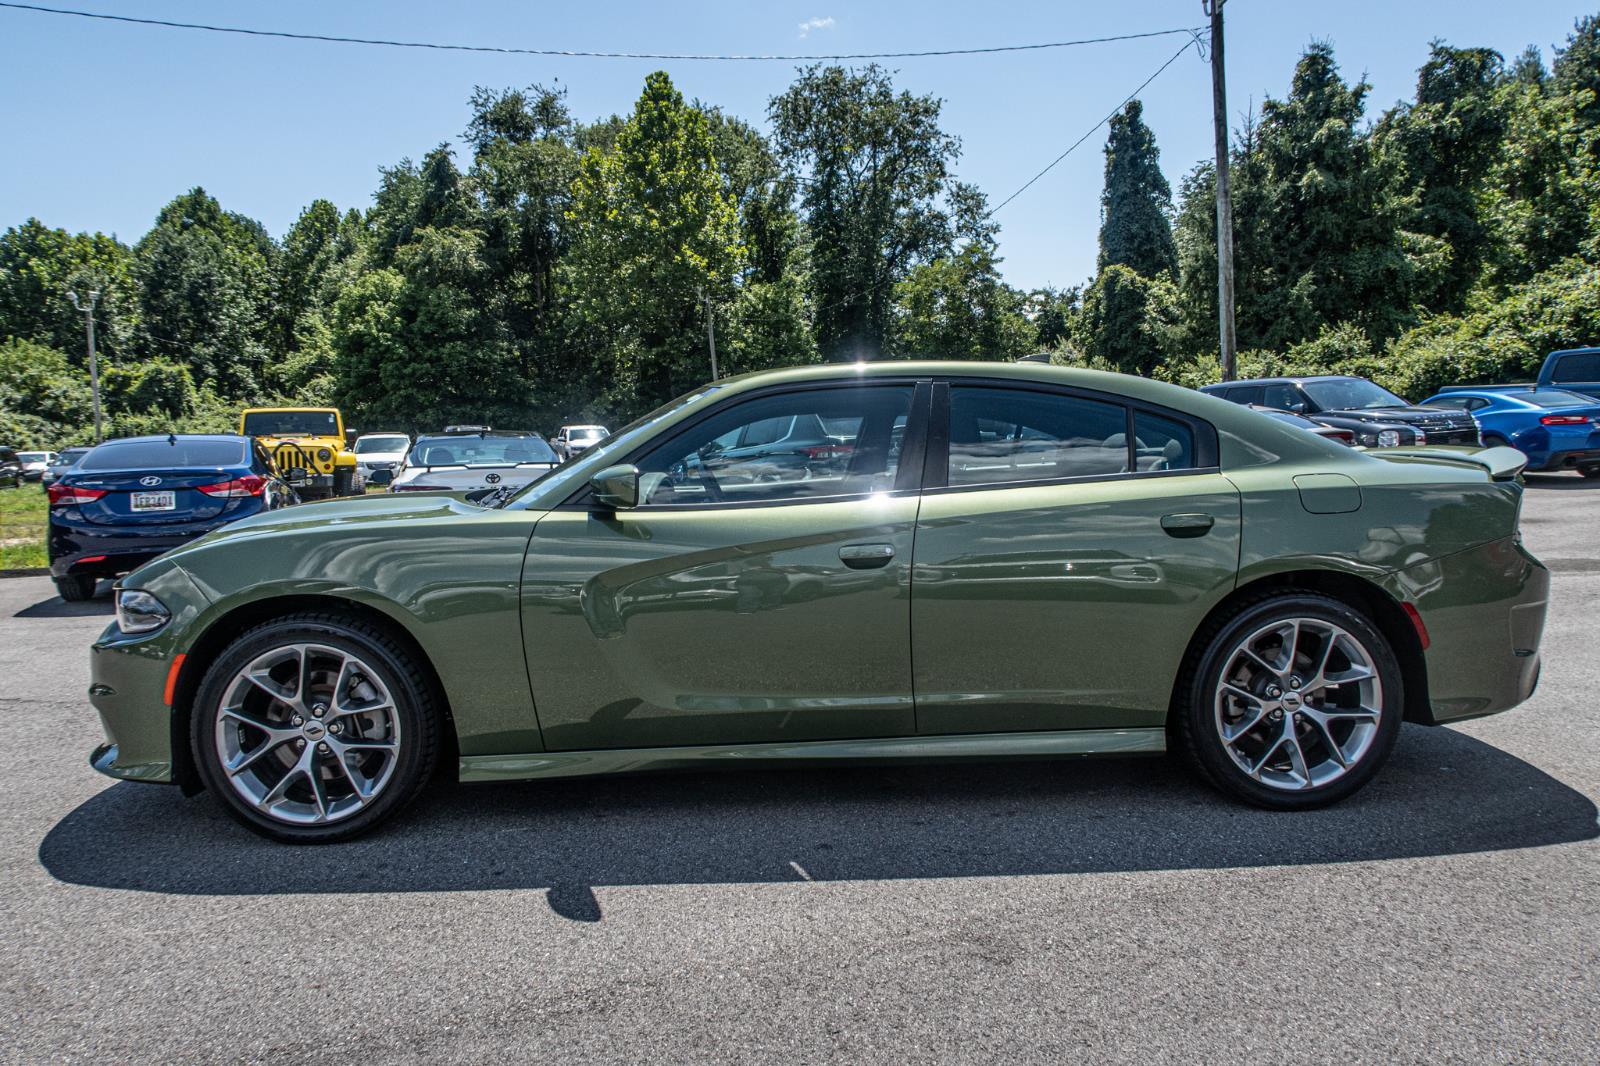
[1361,445,1528,481]
[1433,384,1531,393]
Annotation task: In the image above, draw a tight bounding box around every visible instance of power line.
[0,3,1204,62]
[737,33,1203,328]
[987,35,1200,216]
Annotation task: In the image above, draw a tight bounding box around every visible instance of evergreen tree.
[1096,100,1177,278]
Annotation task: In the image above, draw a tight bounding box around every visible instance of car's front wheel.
[1177,593,1403,809]
[191,613,440,843]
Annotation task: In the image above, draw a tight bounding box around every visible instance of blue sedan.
[47,434,297,601]
[1422,388,1600,476]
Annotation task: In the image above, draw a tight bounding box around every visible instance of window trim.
[921,377,1221,495]
[558,378,934,511]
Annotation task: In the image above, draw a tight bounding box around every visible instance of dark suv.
[0,446,22,487]
[1200,376,1480,447]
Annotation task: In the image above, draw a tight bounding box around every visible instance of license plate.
[130,490,176,512]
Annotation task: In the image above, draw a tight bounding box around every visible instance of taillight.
[197,474,266,498]
[1327,429,1356,445]
[801,444,853,460]
[1539,414,1591,426]
[47,483,107,506]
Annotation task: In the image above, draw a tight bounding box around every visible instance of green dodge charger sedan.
[87,362,1549,842]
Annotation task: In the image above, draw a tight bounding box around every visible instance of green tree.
[770,64,962,360]
[566,71,744,410]
[0,220,138,364]
[1097,100,1177,279]
[133,188,276,397]
[1553,14,1600,130]
[1071,264,1180,376]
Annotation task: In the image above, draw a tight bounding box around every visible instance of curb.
[0,567,50,579]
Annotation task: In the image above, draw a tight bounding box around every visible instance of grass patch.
[0,483,49,569]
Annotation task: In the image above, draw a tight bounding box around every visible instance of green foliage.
[1097,101,1177,279]
[770,64,963,360]
[0,337,92,430]
[891,242,1034,360]
[0,219,138,363]
[1070,265,1180,377]
[567,72,745,411]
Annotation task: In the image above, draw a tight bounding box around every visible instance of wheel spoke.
[1223,703,1271,745]
[225,734,295,776]
[299,646,323,709]
[1302,710,1349,769]
[1250,732,1288,778]
[1284,730,1312,784]
[332,749,373,803]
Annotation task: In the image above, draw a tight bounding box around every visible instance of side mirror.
[1287,402,1308,415]
[590,464,641,509]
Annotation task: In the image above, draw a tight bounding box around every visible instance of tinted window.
[409,436,558,465]
[241,410,340,436]
[1260,384,1305,411]
[79,439,247,470]
[1301,379,1409,410]
[947,387,1130,486]
[1426,396,1470,409]
[1133,412,1196,471]
[1550,352,1600,383]
[1508,390,1592,408]
[1224,386,1262,405]
[634,385,914,506]
[354,435,410,454]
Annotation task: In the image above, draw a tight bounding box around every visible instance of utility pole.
[1204,0,1238,380]
[699,287,720,381]
[66,288,104,442]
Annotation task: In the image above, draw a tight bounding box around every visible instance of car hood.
[1320,405,1458,424]
[167,491,482,549]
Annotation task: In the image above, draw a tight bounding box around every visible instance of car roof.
[1199,375,1356,389]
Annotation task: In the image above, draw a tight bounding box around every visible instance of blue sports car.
[1422,388,1600,476]
[47,434,298,601]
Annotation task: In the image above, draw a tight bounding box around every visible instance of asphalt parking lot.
[2,477,1598,1063]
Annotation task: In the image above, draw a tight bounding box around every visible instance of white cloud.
[797,16,836,38]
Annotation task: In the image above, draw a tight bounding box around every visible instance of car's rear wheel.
[1579,464,1600,480]
[192,613,439,843]
[1177,593,1403,809]
[54,574,97,601]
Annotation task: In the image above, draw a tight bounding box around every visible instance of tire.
[191,612,440,843]
[1580,464,1600,480]
[1175,592,1404,810]
[55,574,97,601]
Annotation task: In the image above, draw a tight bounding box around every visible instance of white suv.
[552,424,609,460]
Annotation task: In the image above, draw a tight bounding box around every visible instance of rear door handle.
[1161,513,1215,538]
[839,543,896,569]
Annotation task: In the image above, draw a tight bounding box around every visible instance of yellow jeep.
[239,406,363,499]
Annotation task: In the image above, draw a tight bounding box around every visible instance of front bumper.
[1385,535,1549,724]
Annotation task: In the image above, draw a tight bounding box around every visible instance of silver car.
[388,431,559,495]
[17,450,58,482]
[552,424,610,460]
[40,446,92,487]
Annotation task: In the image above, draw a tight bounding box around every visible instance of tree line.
[2,14,1598,448]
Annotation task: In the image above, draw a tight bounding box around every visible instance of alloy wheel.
[1213,617,1382,791]
[214,643,402,824]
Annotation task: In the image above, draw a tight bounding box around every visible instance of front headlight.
[115,588,171,634]
[317,448,332,462]
[1377,430,1401,448]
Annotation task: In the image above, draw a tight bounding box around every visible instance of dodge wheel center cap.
[302,720,327,741]
[1280,691,1304,712]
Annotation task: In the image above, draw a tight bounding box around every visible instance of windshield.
[408,435,557,466]
[57,449,90,463]
[1302,379,1409,411]
[18,452,48,462]
[1509,390,1592,408]
[355,435,410,454]
[79,438,246,471]
[570,427,605,441]
[505,386,722,507]
[242,410,340,437]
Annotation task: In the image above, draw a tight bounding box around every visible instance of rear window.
[17,452,48,462]
[409,436,558,466]
[79,439,246,471]
[1509,390,1593,408]
[1550,352,1600,383]
[354,435,410,454]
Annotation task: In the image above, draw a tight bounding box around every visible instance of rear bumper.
[1532,446,1600,471]
[49,506,265,576]
[1385,536,1549,725]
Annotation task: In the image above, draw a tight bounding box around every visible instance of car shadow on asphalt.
[38,724,1599,922]
[13,589,115,618]
[1524,473,1600,491]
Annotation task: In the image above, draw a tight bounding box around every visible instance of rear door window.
[946,386,1130,486]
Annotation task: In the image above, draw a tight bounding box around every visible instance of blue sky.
[0,1,1592,289]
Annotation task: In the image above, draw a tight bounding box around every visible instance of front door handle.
[839,543,896,569]
[1161,513,1215,538]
